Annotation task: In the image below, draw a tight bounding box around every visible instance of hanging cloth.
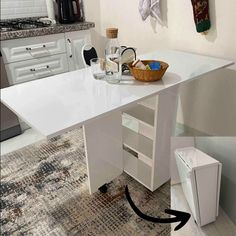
[190,0,211,33]
[139,0,162,23]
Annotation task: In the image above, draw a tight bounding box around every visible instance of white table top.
[1,50,233,138]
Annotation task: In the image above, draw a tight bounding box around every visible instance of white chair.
[81,44,98,68]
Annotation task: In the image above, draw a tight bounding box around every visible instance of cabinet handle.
[26,45,46,51]
[67,39,73,58]
[30,65,50,72]
[123,145,138,158]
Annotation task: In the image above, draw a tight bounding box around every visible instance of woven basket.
[128,60,169,82]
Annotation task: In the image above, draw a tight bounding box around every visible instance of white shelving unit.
[122,91,176,191]
[122,97,156,190]
[138,96,158,111]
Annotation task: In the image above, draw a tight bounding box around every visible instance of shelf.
[123,150,152,190]
[123,104,155,127]
[138,96,157,110]
[122,114,154,140]
[123,126,153,165]
[122,115,139,133]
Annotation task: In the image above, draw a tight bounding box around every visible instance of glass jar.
[105,28,122,84]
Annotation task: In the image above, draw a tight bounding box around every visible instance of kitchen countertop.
[0,21,95,41]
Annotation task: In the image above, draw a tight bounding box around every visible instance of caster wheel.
[99,184,108,193]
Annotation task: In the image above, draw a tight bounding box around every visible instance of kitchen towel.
[46,0,56,23]
[190,0,211,33]
[139,0,162,22]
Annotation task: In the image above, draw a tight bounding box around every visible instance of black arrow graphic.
[125,185,191,231]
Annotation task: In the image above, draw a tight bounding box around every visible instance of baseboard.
[171,180,181,186]
[19,120,30,132]
[175,123,209,136]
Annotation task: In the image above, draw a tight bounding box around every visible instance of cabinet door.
[6,54,69,85]
[65,30,91,71]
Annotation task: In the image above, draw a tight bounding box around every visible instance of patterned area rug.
[1,128,170,236]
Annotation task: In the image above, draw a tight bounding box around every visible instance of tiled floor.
[0,128,45,156]
[171,184,236,236]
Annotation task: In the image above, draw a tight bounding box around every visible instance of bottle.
[105,28,122,84]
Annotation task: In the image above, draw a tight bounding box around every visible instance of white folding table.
[1,50,233,194]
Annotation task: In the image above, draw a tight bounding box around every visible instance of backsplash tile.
[0,0,47,19]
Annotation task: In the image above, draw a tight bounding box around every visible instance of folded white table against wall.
[175,147,222,226]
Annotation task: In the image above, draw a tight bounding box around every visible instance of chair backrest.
[81,44,98,67]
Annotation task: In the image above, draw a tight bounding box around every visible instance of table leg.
[152,85,180,190]
[83,111,123,194]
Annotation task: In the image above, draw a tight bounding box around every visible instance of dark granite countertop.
[0,21,95,41]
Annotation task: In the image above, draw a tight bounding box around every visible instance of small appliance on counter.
[57,0,85,24]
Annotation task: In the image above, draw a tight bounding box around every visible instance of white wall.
[85,0,236,136]
[83,0,103,56]
[99,0,170,54]
[168,0,236,136]
[168,0,236,66]
[88,0,236,67]
[0,0,47,19]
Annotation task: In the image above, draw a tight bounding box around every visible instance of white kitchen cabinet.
[175,147,222,226]
[122,102,155,190]
[1,30,91,131]
[6,54,68,85]
[1,34,66,64]
[65,30,91,71]
[1,31,91,85]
